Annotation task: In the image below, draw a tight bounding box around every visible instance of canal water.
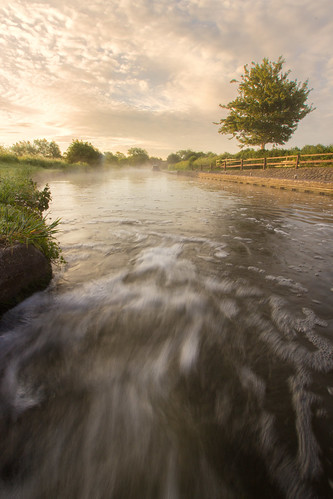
[0,168,332,498]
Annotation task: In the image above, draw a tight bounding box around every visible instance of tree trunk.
[260,143,266,150]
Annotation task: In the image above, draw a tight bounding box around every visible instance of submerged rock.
[0,244,52,315]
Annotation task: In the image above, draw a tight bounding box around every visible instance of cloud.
[0,0,332,156]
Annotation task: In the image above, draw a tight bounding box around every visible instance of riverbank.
[0,175,63,315]
[177,166,333,196]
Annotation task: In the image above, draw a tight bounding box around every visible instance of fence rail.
[211,152,333,171]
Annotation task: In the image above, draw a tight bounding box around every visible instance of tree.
[127,147,149,165]
[34,139,62,158]
[11,140,38,156]
[167,153,181,164]
[65,140,102,165]
[216,57,314,150]
[104,151,119,164]
[176,150,206,161]
[115,152,127,164]
[11,139,62,158]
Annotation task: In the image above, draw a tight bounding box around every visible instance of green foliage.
[65,140,102,165]
[0,176,64,263]
[104,149,160,167]
[33,139,62,158]
[193,155,217,168]
[167,153,181,164]
[103,151,128,166]
[0,177,51,213]
[11,140,37,156]
[17,156,68,169]
[167,151,217,170]
[176,150,205,161]
[115,152,127,164]
[11,139,62,158]
[217,57,314,150]
[188,155,198,166]
[0,151,19,163]
[0,204,63,262]
[104,151,119,164]
[166,144,333,171]
[149,156,163,166]
[301,143,333,155]
[167,160,190,171]
[127,147,149,165]
[0,154,69,172]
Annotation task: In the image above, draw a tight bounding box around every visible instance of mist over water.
[1,169,333,498]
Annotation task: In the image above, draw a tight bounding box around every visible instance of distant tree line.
[1,138,332,170]
[0,139,163,167]
[103,147,162,167]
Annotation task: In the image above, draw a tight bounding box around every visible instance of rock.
[0,244,52,315]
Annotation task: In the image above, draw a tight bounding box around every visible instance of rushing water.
[1,168,333,498]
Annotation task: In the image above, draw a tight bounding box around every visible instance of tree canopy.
[216,57,314,150]
[127,147,149,165]
[11,139,61,158]
[33,139,62,158]
[167,153,181,164]
[65,140,102,165]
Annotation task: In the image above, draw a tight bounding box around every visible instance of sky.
[1,0,333,159]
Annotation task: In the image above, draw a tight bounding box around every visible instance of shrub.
[0,152,19,164]
[65,140,102,165]
[0,177,51,213]
[168,160,190,171]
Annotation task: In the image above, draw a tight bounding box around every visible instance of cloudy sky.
[1,0,332,158]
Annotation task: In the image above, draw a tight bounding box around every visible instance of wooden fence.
[211,152,333,171]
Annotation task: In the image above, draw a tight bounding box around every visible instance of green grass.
[0,204,63,262]
[0,152,69,169]
[0,169,64,264]
[168,160,190,171]
[0,160,38,178]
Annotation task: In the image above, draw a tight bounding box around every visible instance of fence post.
[241,159,243,171]
[224,160,226,171]
[295,154,299,169]
[263,157,267,170]
[210,162,213,171]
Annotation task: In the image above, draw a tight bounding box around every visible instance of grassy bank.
[0,165,64,264]
[0,150,70,167]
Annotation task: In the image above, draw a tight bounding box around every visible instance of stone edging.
[176,171,333,196]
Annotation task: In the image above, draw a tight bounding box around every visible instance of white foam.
[248,266,265,274]
[214,250,229,258]
[265,275,308,293]
[134,244,183,273]
[219,299,239,319]
[179,321,201,374]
